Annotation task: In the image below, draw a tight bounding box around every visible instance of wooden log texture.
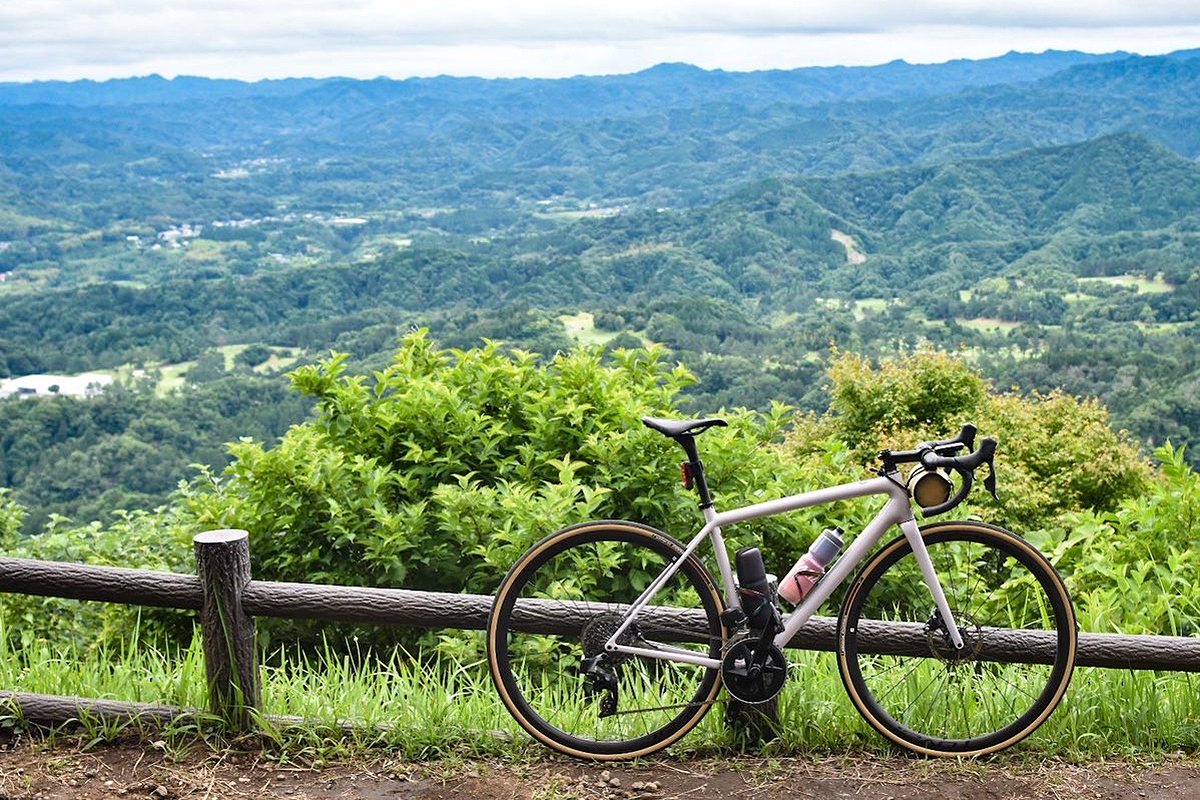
[3,556,1199,672]
[0,690,196,728]
[194,530,260,729]
[0,691,316,730]
[242,582,1200,672]
[0,556,202,609]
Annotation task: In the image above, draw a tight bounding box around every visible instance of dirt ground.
[2,738,1199,800]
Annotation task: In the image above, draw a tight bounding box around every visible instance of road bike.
[487,417,1077,760]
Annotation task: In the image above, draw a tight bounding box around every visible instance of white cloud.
[1,2,1198,81]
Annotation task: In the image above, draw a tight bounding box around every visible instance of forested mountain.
[3,133,1195,368]
[3,51,1200,231]
[3,49,1200,528]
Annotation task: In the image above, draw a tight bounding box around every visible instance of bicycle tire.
[487,520,727,760]
[837,520,1076,756]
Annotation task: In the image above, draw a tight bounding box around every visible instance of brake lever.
[983,461,997,499]
[978,437,998,499]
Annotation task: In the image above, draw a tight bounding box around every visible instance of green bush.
[7,336,1187,650]
[790,347,1151,528]
[1029,443,1200,636]
[180,331,876,601]
[0,506,196,649]
[0,489,22,548]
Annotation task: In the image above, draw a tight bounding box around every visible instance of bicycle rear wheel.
[487,520,726,760]
[838,521,1076,756]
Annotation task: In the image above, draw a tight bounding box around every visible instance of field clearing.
[1134,321,1189,334]
[159,362,194,394]
[601,242,676,259]
[956,317,1022,333]
[94,345,301,396]
[1080,274,1173,294]
[852,298,889,320]
[830,229,867,264]
[535,207,622,221]
[559,312,618,346]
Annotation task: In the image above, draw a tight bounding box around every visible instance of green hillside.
[4,53,1200,527]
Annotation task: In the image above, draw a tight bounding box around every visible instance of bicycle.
[487,417,1077,760]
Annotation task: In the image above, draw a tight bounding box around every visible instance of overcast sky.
[3,1,1199,83]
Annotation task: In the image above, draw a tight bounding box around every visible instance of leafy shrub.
[181,331,876,602]
[1029,444,1200,636]
[791,347,1151,528]
[0,507,196,648]
[0,488,23,549]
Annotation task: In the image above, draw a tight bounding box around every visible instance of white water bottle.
[778,527,844,605]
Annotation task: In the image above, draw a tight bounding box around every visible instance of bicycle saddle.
[641,415,728,439]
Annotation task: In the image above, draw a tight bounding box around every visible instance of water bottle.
[778,527,844,605]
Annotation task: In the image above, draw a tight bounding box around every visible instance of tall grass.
[2,618,1199,760]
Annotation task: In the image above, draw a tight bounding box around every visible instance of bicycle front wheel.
[487,520,726,760]
[838,521,1076,756]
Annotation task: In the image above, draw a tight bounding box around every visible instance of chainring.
[720,638,788,704]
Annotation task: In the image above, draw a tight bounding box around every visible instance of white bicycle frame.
[603,473,965,668]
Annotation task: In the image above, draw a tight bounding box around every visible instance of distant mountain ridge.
[0,48,1158,110]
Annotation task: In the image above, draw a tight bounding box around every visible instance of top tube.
[712,475,911,529]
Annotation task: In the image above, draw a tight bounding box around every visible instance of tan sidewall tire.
[836,520,1077,757]
[487,520,727,760]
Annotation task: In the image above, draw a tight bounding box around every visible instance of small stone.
[600,770,611,781]
[151,740,167,751]
[153,786,170,798]
[609,777,621,788]
[632,782,645,790]
[646,782,660,791]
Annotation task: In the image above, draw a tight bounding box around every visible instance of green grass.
[956,317,1022,333]
[3,618,1199,760]
[93,345,302,397]
[558,312,618,347]
[852,298,889,321]
[1078,274,1173,294]
[1134,321,1189,334]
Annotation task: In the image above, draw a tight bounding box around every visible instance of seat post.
[676,434,715,510]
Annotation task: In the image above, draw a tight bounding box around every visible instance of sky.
[3,1,1200,83]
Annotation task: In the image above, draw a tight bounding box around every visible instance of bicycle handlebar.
[879,424,997,517]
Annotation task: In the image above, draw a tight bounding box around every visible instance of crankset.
[720,638,788,704]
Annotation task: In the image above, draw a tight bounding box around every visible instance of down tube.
[774,495,912,647]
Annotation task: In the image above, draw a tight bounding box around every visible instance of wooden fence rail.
[2,530,1200,730]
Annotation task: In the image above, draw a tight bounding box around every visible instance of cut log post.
[194,529,260,730]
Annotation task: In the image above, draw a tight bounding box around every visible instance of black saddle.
[641,415,728,440]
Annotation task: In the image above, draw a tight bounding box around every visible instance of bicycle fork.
[898,517,966,650]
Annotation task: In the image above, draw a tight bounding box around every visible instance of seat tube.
[899,517,964,649]
[702,505,738,608]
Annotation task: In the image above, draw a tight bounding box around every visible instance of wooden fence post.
[194,529,260,730]
[726,696,780,748]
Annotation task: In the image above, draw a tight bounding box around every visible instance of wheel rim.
[842,527,1073,753]
[491,526,724,756]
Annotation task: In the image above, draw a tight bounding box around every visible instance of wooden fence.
[2,529,1200,731]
